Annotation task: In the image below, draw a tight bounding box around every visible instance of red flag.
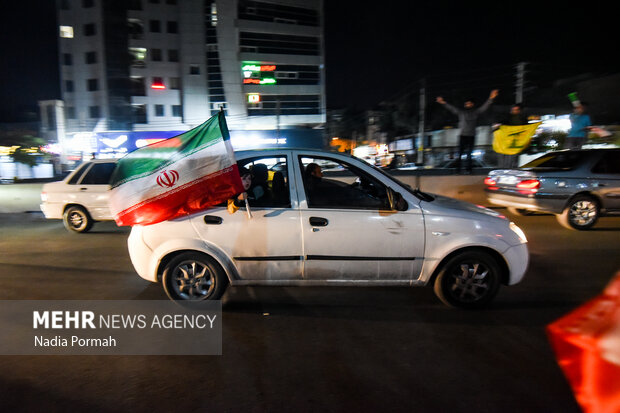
[547,271,620,413]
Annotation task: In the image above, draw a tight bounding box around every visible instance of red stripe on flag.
[114,165,244,226]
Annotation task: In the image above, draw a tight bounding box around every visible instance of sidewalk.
[0,183,45,213]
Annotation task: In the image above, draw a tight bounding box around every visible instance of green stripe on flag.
[110,112,227,189]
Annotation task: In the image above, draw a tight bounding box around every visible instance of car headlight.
[509,222,527,243]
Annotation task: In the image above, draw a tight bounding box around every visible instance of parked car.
[127,149,529,308]
[438,158,490,169]
[40,159,116,233]
[485,149,620,230]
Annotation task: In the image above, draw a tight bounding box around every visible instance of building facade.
[48,0,325,157]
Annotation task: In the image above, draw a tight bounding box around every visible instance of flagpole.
[244,198,252,219]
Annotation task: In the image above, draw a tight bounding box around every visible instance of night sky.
[0,0,617,122]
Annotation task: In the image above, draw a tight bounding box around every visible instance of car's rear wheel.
[556,195,599,230]
[63,206,93,233]
[162,252,228,301]
[433,250,502,309]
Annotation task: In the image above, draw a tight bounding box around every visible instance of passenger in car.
[227,167,252,214]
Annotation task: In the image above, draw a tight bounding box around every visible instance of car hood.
[420,193,507,221]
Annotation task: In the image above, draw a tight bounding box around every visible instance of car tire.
[63,206,93,233]
[507,207,534,216]
[556,195,599,230]
[433,250,502,309]
[162,252,228,301]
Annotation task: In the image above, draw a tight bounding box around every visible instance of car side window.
[238,156,290,208]
[591,152,620,174]
[79,162,117,185]
[299,156,390,210]
[67,163,91,184]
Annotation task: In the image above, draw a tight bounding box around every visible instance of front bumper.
[503,243,529,285]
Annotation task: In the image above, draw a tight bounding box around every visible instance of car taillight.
[484,177,497,186]
[516,179,540,189]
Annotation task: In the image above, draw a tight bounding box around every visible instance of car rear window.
[521,151,587,169]
[80,162,117,185]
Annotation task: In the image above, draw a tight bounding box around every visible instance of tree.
[0,130,47,167]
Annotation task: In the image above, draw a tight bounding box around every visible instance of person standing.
[494,103,529,168]
[566,103,592,150]
[436,89,499,173]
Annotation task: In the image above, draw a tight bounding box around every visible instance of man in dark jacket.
[436,89,498,173]
[494,103,529,168]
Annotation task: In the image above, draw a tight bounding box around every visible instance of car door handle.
[203,215,223,225]
[309,217,328,227]
[80,187,88,191]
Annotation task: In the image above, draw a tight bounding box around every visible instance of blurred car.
[485,149,620,230]
[128,149,529,309]
[40,159,116,233]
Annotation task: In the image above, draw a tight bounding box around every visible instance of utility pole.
[417,78,426,164]
[515,62,527,104]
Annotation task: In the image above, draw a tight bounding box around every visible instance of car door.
[190,153,304,281]
[74,162,116,220]
[591,150,620,212]
[295,152,425,282]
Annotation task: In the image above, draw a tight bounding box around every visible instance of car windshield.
[521,151,587,170]
[365,158,435,202]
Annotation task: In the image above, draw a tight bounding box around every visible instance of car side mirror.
[387,187,408,211]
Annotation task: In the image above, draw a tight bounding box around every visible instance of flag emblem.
[156,170,179,188]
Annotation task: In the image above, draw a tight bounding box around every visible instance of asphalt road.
[0,211,619,412]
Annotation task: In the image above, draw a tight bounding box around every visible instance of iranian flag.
[108,112,244,226]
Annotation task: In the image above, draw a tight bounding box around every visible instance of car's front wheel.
[433,250,502,309]
[162,252,228,301]
[63,206,93,233]
[556,195,599,230]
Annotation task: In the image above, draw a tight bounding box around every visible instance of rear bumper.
[40,202,63,219]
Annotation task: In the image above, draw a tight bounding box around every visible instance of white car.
[128,149,529,308]
[40,159,116,233]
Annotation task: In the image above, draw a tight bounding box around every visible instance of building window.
[129,47,147,68]
[130,76,146,96]
[85,51,97,64]
[169,77,180,90]
[82,0,94,8]
[167,21,178,33]
[89,106,100,118]
[62,53,72,66]
[239,32,320,55]
[154,104,165,117]
[149,20,161,33]
[168,49,179,62]
[128,0,142,10]
[84,23,96,36]
[172,105,182,117]
[128,18,144,40]
[59,26,74,38]
[87,78,98,91]
[189,65,200,75]
[65,80,74,92]
[151,48,162,61]
[151,77,165,89]
[132,104,147,123]
[66,107,75,119]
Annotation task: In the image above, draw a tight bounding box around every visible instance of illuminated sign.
[248,94,260,103]
[241,62,277,85]
[151,83,166,90]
